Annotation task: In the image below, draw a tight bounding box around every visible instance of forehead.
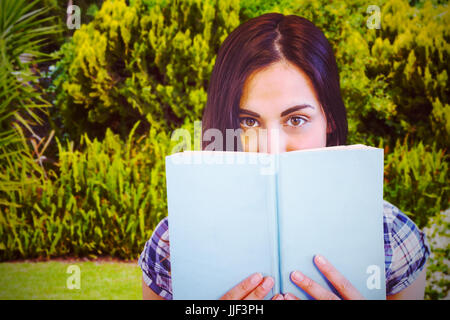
[240,61,319,116]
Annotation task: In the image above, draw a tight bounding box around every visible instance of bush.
[424,208,450,300]
[0,121,173,260]
[0,0,58,212]
[383,136,449,228]
[362,0,449,151]
[53,0,240,140]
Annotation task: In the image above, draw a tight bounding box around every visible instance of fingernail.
[292,271,304,282]
[315,254,326,265]
[284,293,295,300]
[261,277,274,290]
[251,273,263,285]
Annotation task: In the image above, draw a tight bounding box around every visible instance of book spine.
[274,154,283,295]
[266,154,281,296]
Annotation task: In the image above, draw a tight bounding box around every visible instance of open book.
[165,144,386,300]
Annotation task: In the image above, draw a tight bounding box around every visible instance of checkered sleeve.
[138,217,173,299]
[383,200,430,296]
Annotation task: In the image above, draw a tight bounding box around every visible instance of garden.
[0,0,448,299]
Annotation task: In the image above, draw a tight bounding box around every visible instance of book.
[165,144,386,300]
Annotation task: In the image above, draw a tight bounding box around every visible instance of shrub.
[0,121,173,260]
[53,0,240,140]
[361,0,449,151]
[424,208,450,300]
[0,0,58,210]
[383,136,449,228]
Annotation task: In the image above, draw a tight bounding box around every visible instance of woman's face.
[239,60,328,154]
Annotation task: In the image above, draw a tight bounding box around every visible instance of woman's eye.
[240,117,259,128]
[286,116,307,127]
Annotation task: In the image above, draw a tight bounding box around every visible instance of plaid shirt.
[138,200,430,299]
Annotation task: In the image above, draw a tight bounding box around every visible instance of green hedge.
[52,0,240,139]
[382,136,449,228]
[1,121,174,260]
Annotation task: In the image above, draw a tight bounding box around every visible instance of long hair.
[202,13,347,150]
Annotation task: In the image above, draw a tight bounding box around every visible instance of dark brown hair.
[201,13,348,151]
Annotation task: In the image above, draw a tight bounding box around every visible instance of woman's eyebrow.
[239,109,261,117]
[239,104,315,118]
[280,104,315,117]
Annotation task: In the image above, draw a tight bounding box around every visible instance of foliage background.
[0,0,448,299]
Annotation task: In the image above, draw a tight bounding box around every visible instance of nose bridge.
[260,123,286,154]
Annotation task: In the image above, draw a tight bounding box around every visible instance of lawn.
[0,259,143,300]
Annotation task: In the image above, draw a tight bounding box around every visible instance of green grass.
[0,260,143,299]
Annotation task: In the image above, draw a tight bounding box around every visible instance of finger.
[284,293,300,300]
[272,294,284,300]
[244,276,274,300]
[290,271,340,300]
[314,255,365,300]
[220,273,263,300]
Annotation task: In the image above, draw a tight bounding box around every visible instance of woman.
[139,13,430,300]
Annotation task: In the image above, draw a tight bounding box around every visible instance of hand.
[220,273,283,300]
[284,254,365,300]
